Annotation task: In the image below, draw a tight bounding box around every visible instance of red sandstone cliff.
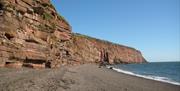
[0,0,146,69]
[0,0,72,68]
[69,33,146,64]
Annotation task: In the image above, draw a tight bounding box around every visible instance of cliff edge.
[69,33,146,65]
[0,0,146,69]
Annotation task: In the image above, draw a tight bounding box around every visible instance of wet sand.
[0,64,179,91]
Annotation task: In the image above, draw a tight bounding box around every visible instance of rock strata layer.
[70,33,146,64]
[0,0,146,68]
[0,0,72,68]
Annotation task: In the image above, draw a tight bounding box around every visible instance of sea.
[107,62,180,86]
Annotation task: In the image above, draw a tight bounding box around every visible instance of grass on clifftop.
[73,33,136,50]
[58,14,70,26]
[73,33,118,45]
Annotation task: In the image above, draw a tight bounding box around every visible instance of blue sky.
[51,0,180,62]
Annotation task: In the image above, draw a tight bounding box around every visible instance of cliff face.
[69,33,146,64]
[0,0,146,68]
[0,0,72,68]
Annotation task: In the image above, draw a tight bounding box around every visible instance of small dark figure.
[0,3,3,10]
[0,3,4,16]
[109,67,113,69]
[99,60,106,68]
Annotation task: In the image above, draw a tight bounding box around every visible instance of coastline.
[107,65,180,86]
[0,64,180,91]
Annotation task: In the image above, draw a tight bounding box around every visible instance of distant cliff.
[0,0,146,69]
[69,33,146,65]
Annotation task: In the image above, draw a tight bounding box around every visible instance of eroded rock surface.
[0,0,72,68]
[0,0,146,69]
[69,33,146,64]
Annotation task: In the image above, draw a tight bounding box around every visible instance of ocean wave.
[106,66,180,86]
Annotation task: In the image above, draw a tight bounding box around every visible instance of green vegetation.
[51,23,56,29]
[41,3,54,8]
[73,33,112,44]
[41,3,49,8]
[42,12,53,20]
[73,33,95,40]
[33,7,44,15]
[58,14,65,20]
[49,3,54,8]
[73,33,136,50]
[58,14,69,25]
[37,25,46,31]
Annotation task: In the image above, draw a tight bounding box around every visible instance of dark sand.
[0,64,179,91]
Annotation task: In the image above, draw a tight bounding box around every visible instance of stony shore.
[0,64,179,91]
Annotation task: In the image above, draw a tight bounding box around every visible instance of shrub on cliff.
[43,12,53,20]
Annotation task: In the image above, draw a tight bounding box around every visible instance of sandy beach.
[0,64,179,91]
